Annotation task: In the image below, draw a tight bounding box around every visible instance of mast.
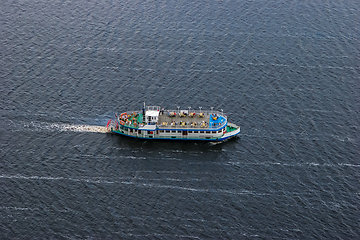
[142,102,146,124]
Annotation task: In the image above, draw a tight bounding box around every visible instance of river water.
[1,0,359,239]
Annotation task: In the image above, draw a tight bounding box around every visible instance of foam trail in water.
[0,174,268,196]
[20,121,109,133]
[52,123,109,133]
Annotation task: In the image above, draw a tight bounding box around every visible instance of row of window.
[122,127,223,135]
[159,130,222,134]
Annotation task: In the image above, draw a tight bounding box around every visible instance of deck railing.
[164,109,226,118]
[156,122,227,130]
[158,110,227,130]
[118,109,228,130]
[120,122,227,130]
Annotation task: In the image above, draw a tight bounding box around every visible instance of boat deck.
[158,112,209,126]
[119,109,227,130]
[157,112,226,129]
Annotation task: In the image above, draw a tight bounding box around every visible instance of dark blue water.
[1,0,359,239]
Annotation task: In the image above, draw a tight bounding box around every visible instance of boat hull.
[109,122,240,142]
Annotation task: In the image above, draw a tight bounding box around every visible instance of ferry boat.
[106,104,240,142]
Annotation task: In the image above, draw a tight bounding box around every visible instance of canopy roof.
[146,110,159,117]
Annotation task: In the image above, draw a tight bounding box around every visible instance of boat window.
[166,130,170,133]
[206,131,210,134]
[188,131,192,133]
[194,131,198,133]
[200,131,204,134]
[212,131,216,134]
[138,130,141,134]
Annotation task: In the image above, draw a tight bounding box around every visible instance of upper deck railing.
[163,109,227,118]
[157,109,227,130]
[118,108,228,130]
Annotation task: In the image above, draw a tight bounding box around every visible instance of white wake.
[51,123,108,133]
[19,121,109,133]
